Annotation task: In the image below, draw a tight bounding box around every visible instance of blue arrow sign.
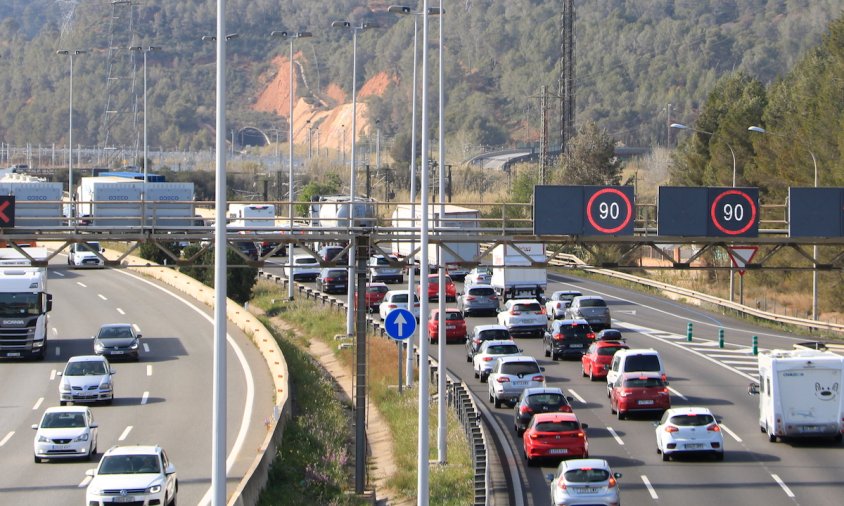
[384,308,417,341]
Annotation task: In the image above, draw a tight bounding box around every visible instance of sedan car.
[32,406,98,462]
[488,355,545,408]
[546,458,622,506]
[457,284,499,317]
[316,268,349,294]
[581,340,629,381]
[497,299,547,338]
[514,387,573,436]
[544,319,595,360]
[565,295,612,331]
[523,412,588,466]
[417,273,457,302]
[86,445,178,506]
[285,254,321,281]
[656,407,724,461]
[427,308,467,344]
[93,323,141,361]
[610,372,670,419]
[463,266,492,287]
[378,290,421,321]
[544,290,582,320]
[473,339,521,382]
[465,324,512,362]
[58,355,115,406]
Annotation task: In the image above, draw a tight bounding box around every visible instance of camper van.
[749,348,844,443]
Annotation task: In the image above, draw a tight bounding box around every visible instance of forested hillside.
[0,0,840,154]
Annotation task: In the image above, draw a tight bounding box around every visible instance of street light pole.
[436,0,447,465]
[57,49,86,217]
[130,46,161,225]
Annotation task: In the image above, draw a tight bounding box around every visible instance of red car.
[427,308,467,344]
[355,282,389,312]
[522,412,588,466]
[417,274,457,302]
[581,340,629,381]
[609,372,671,420]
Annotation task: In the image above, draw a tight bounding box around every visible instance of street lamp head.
[297,32,313,39]
[748,126,767,134]
[270,30,290,39]
[427,7,444,14]
[388,5,412,14]
[332,20,352,29]
[670,123,690,130]
[361,22,381,30]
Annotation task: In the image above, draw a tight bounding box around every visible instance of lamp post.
[435,0,447,465]
[748,125,819,320]
[671,122,738,301]
[272,30,312,301]
[130,45,161,225]
[389,4,442,390]
[57,49,86,217]
[306,119,313,159]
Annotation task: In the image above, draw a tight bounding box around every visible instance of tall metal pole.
[57,49,85,216]
[406,13,419,388]
[436,0,447,464]
[288,37,295,301]
[811,150,819,321]
[345,29,359,337]
[418,2,431,503]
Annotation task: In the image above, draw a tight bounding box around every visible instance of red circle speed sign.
[586,188,633,234]
[709,189,757,235]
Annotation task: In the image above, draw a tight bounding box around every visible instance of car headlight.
[130,340,139,350]
[37,435,51,443]
[100,380,112,391]
[72,432,89,442]
[94,342,104,352]
[60,382,71,392]
[148,484,162,494]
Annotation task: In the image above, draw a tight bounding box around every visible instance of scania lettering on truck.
[0,248,53,359]
[749,348,844,443]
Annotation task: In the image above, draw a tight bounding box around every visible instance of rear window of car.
[597,346,625,356]
[622,354,662,372]
[527,393,565,407]
[578,298,607,307]
[367,285,389,294]
[513,303,542,312]
[500,361,540,375]
[556,324,593,339]
[391,293,409,303]
[479,329,510,341]
[445,311,463,321]
[534,420,579,432]
[295,257,317,265]
[325,269,346,277]
[485,344,519,355]
[599,330,623,340]
[670,414,715,426]
[623,377,665,388]
[468,287,495,296]
[563,468,611,483]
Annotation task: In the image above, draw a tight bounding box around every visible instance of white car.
[463,266,492,287]
[67,242,105,268]
[86,445,178,506]
[378,290,421,320]
[544,290,582,320]
[284,254,321,281]
[497,299,547,338]
[473,339,521,382]
[32,406,98,462]
[487,355,545,408]
[58,355,115,405]
[655,407,725,461]
[368,255,404,284]
[546,458,622,506]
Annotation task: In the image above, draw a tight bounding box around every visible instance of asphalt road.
[0,263,275,505]
[267,260,844,506]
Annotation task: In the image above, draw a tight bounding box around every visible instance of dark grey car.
[93,324,141,361]
[458,284,499,316]
[565,296,611,331]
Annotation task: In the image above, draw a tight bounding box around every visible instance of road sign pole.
[354,233,369,494]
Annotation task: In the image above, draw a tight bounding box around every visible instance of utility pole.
[559,0,575,153]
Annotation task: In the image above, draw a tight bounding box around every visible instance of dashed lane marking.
[606,426,625,446]
[117,308,125,315]
[0,432,14,447]
[568,389,586,404]
[641,475,658,499]
[772,474,796,498]
[118,426,133,441]
[146,365,152,376]
[667,386,687,400]
[141,392,149,405]
[76,282,87,288]
[143,343,150,353]
[32,397,43,410]
[98,294,107,301]
[720,423,742,443]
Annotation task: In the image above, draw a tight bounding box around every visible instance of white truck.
[0,176,63,227]
[228,203,277,229]
[309,195,377,229]
[391,204,480,280]
[490,243,547,302]
[0,248,52,359]
[749,348,844,443]
[76,176,195,227]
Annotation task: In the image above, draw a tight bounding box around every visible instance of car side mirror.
[652,421,660,428]
[748,383,760,395]
[540,366,545,372]
[581,423,589,429]
[664,380,669,386]
[165,463,176,475]
[110,368,116,375]
[56,371,63,376]
[85,469,96,477]
[545,473,555,483]
[31,424,38,430]
[566,396,574,402]
[137,334,142,339]
[614,472,622,479]
[91,336,96,340]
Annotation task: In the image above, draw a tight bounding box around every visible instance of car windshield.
[295,257,317,265]
[623,355,662,372]
[564,468,611,483]
[325,270,346,277]
[534,420,579,432]
[500,362,540,375]
[579,298,607,307]
[528,393,565,407]
[42,412,86,429]
[0,292,41,316]
[65,361,107,376]
[485,344,519,355]
[98,327,133,339]
[598,346,625,356]
[670,414,716,426]
[468,287,495,296]
[624,377,665,388]
[512,303,541,312]
[479,329,510,340]
[99,454,161,475]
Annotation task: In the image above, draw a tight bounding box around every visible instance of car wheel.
[766,424,777,443]
[494,396,502,409]
[834,433,843,444]
[662,452,670,462]
[552,353,559,361]
[34,455,41,463]
[87,446,95,461]
[544,345,550,358]
[525,451,535,467]
[59,401,66,406]
[581,365,588,377]
[589,368,596,382]
[656,446,662,454]
[480,373,488,383]
[488,391,494,403]
[610,403,616,415]
[467,354,472,363]
[169,493,177,506]
[714,452,724,462]
[474,368,479,378]
[617,409,625,420]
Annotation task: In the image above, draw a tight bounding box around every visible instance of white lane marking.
[118,426,133,441]
[146,365,152,376]
[771,474,796,498]
[53,271,65,277]
[116,307,125,315]
[76,282,87,288]
[722,359,757,365]
[51,327,58,336]
[606,426,625,446]
[667,386,687,400]
[55,346,61,357]
[50,370,56,381]
[720,423,742,443]
[113,268,255,506]
[32,397,44,410]
[568,388,586,404]
[143,343,150,353]
[700,350,756,356]
[133,324,142,333]
[641,475,658,499]
[98,294,108,301]
[141,391,149,405]
[0,432,14,447]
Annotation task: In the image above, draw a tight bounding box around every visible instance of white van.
[606,349,666,397]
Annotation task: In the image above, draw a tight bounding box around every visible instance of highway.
[266,260,844,506]
[0,261,275,505]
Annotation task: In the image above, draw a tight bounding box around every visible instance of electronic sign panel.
[788,187,844,237]
[534,186,634,236]
[657,187,708,236]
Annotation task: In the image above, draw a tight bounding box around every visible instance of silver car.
[566,295,612,331]
[487,355,545,408]
[458,284,499,316]
[546,458,622,506]
[58,355,115,406]
[464,267,492,287]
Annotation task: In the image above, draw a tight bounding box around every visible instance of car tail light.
[465,295,476,301]
[608,476,617,487]
[665,425,679,433]
[576,431,585,438]
[561,405,573,413]
[496,377,510,383]
[659,388,670,395]
[532,375,545,382]
[529,433,540,439]
[472,338,481,344]
[539,307,546,315]
[483,357,494,362]
[325,277,335,282]
[557,478,568,491]
[387,304,397,309]
[553,333,564,341]
[707,424,721,432]
[618,388,631,397]
[662,373,668,382]
[587,332,596,339]
[519,405,533,414]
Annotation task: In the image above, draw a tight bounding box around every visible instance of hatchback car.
[58,355,115,406]
[368,255,404,284]
[463,266,492,287]
[378,290,421,320]
[85,445,178,506]
[497,299,547,338]
[544,290,582,320]
[233,240,259,260]
[523,412,588,466]
[316,268,349,294]
[93,323,141,361]
[427,308,467,344]
[318,244,349,265]
[656,407,724,461]
[358,282,389,312]
[473,339,521,382]
[32,406,98,462]
[565,295,612,331]
[417,273,457,302]
[488,356,545,408]
[544,319,595,360]
[457,284,499,316]
[546,458,622,506]
[285,254,321,281]
[581,340,629,381]
[465,324,512,362]
[514,387,573,436]
[610,372,671,419]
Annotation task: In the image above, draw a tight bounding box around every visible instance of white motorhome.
[490,243,547,302]
[750,348,844,443]
[0,248,52,359]
[228,203,276,229]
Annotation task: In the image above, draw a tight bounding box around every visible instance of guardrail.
[257,271,490,505]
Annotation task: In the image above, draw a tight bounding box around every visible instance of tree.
[179,244,258,305]
[556,121,622,185]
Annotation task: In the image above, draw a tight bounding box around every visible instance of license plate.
[577,487,599,494]
[111,350,123,354]
[446,325,455,330]
[568,343,583,348]
[113,497,136,503]
[6,352,20,357]
[512,381,528,386]
[548,448,568,454]
[800,426,822,433]
[684,443,704,449]
[52,444,70,450]
[638,399,654,405]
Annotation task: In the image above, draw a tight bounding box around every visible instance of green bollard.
[686,322,693,342]
[752,335,758,356]
[718,328,725,349]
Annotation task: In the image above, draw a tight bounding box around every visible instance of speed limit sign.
[708,188,759,237]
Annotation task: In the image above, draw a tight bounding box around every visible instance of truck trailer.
[309,195,377,230]
[228,203,277,229]
[0,175,63,227]
[490,243,547,302]
[0,248,52,359]
[76,176,195,227]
